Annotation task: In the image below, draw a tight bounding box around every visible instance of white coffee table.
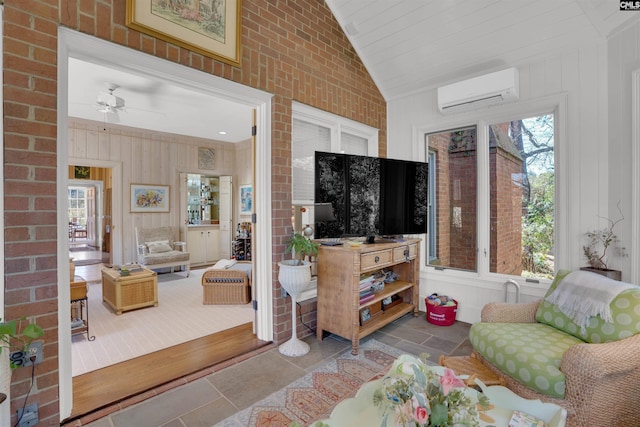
[320,354,567,427]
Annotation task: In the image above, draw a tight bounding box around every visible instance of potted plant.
[0,317,44,369]
[581,206,626,281]
[277,233,319,357]
[284,232,319,266]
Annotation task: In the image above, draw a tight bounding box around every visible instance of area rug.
[71,269,254,376]
[215,339,411,427]
[72,253,109,266]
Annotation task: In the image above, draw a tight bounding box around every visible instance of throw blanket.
[212,258,237,269]
[546,270,636,333]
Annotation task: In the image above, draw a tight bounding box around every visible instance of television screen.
[347,155,381,237]
[314,152,347,238]
[315,151,427,239]
[380,159,428,235]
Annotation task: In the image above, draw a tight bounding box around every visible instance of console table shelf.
[316,239,420,355]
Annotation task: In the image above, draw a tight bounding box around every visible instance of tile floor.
[82,313,473,427]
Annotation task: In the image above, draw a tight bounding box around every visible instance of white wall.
[68,118,243,263]
[608,20,640,284]
[386,37,627,322]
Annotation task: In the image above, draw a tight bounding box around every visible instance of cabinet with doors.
[316,239,420,355]
[188,226,220,266]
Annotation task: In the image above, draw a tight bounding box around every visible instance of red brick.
[5,0,387,417]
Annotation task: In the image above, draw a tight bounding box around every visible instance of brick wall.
[3,0,386,424]
[428,127,521,274]
[490,148,523,275]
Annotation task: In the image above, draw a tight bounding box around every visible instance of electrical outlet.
[17,402,38,427]
[10,341,43,368]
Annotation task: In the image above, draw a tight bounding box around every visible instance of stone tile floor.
[83,313,473,427]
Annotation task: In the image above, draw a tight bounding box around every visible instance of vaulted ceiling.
[326,0,637,100]
[67,1,637,139]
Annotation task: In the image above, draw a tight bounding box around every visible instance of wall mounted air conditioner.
[437,68,519,114]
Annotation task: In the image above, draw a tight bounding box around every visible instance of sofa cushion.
[139,250,189,266]
[147,240,173,253]
[536,270,640,343]
[469,322,583,398]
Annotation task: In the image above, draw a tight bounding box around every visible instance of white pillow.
[147,240,173,253]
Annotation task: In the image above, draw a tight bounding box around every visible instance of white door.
[219,176,233,259]
[179,173,189,244]
[86,186,96,244]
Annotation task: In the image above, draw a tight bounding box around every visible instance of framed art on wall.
[131,184,170,213]
[126,0,242,66]
[74,166,91,179]
[198,147,215,170]
[240,185,252,215]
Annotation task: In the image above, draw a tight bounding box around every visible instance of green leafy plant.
[285,232,319,265]
[0,317,44,369]
[583,204,627,270]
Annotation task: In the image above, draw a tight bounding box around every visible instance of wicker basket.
[101,267,158,314]
[201,268,251,305]
[70,279,87,300]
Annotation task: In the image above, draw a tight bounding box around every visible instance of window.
[68,187,86,226]
[426,113,555,280]
[426,126,478,271]
[489,115,554,279]
[291,102,378,230]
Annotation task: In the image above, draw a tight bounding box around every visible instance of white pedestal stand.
[277,260,311,357]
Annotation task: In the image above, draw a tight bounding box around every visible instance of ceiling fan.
[96,83,125,122]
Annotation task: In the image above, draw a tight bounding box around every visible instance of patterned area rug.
[215,339,409,427]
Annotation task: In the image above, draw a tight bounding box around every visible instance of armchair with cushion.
[469,270,640,427]
[135,226,190,277]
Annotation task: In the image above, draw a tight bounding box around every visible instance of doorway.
[58,28,274,421]
[68,175,110,267]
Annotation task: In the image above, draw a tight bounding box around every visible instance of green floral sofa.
[469,270,640,427]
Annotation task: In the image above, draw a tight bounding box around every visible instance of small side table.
[101,267,158,314]
[71,275,95,341]
[439,353,505,388]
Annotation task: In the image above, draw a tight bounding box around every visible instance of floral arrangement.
[372,354,489,427]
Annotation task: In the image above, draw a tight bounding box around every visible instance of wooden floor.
[69,322,270,421]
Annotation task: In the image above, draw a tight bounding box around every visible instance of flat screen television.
[314,151,428,241]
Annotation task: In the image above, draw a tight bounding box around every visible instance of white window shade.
[340,132,368,155]
[292,119,330,203]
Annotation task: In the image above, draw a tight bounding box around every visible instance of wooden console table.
[101,267,158,314]
[316,239,420,355]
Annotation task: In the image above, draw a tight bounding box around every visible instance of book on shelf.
[360,293,375,304]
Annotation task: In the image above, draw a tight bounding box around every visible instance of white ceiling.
[67,1,637,139]
[326,0,637,100]
[68,58,253,143]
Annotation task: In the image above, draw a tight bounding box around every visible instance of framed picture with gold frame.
[126,0,242,66]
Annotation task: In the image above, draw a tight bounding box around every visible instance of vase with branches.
[582,204,627,279]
